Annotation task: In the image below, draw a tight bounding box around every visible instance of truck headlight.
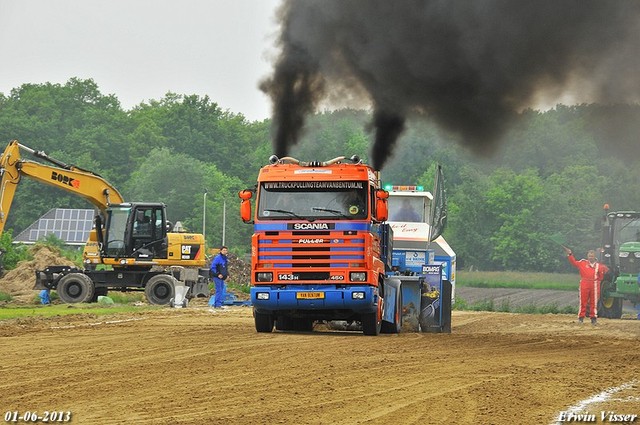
[256,292,270,300]
[350,272,366,282]
[619,252,630,258]
[256,272,273,282]
[634,252,640,258]
[352,291,365,299]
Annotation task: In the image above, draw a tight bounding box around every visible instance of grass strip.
[457,271,578,291]
[454,297,578,315]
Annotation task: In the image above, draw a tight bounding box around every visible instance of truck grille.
[257,230,366,281]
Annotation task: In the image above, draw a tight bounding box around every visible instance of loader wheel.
[57,273,95,303]
[90,287,108,302]
[254,311,274,333]
[145,275,176,305]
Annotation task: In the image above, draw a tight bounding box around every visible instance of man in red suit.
[564,247,610,325]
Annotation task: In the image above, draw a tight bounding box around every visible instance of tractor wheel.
[57,273,95,303]
[255,311,274,333]
[598,281,623,319]
[145,274,176,305]
[598,294,623,319]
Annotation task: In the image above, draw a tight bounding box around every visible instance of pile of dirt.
[0,245,76,303]
[227,252,250,286]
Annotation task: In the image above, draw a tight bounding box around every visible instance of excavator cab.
[103,202,168,260]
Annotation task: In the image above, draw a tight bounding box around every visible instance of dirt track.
[1,305,639,425]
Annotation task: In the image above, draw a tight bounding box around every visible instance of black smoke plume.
[261,1,640,170]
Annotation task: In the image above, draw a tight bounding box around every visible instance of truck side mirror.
[239,190,253,223]
[375,189,389,222]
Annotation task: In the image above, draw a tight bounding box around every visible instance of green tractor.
[598,207,640,319]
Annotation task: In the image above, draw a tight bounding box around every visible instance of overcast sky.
[0,0,281,121]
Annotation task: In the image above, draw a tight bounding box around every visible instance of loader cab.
[103,203,168,259]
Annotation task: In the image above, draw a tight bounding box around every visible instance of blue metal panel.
[331,246,365,252]
[254,223,288,231]
[434,256,452,280]
[382,283,397,323]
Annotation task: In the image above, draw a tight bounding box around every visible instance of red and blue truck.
[239,155,403,335]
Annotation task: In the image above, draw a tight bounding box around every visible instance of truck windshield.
[257,181,368,220]
[388,196,426,223]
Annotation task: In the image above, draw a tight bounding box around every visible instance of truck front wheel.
[57,273,95,303]
[362,301,382,336]
[255,311,274,332]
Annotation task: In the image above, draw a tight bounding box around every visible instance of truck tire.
[293,319,314,332]
[361,301,382,336]
[255,311,274,333]
[57,273,95,303]
[145,274,176,305]
[440,280,452,333]
[275,315,294,331]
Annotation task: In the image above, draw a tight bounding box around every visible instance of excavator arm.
[0,140,125,235]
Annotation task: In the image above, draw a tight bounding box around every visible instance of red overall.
[567,254,609,318]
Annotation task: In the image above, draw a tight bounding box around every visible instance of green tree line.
[1,78,639,273]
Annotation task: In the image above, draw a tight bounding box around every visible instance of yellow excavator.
[0,140,210,304]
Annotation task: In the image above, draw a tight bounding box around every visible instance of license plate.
[296,292,325,299]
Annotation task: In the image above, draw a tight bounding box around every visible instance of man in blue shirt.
[210,246,229,309]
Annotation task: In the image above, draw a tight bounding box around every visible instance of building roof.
[13,208,96,245]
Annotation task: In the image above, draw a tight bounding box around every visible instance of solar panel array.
[14,208,96,245]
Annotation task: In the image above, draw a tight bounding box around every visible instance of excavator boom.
[0,140,124,235]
